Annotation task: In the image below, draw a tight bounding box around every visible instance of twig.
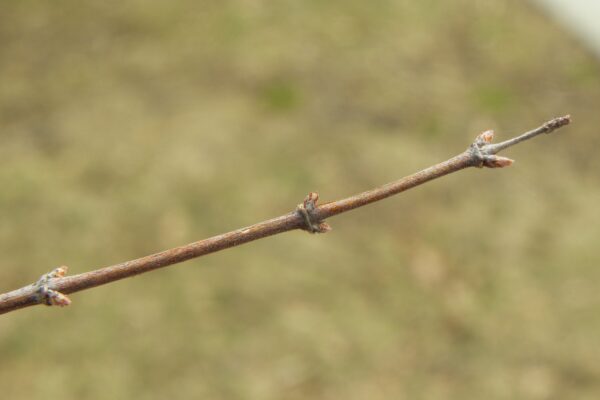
[0,116,571,315]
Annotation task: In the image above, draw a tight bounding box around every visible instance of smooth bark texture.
[0,116,571,315]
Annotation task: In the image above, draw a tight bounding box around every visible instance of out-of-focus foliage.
[1,1,599,399]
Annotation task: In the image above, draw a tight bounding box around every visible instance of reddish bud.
[48,290,72,307]
[483,155,514,168]
[317,222,333,233]
[479,130,495,144]
[54,266,68,278]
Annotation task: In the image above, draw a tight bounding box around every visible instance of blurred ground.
[1,1,600,399]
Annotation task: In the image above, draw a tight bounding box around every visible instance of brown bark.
[0,116,571,315]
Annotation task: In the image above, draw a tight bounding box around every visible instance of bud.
[317,222,333,233]
[483,155,514,168]
[303,192,319,210]
[297,192,330,233]
[544,115,571,132]
[475,130,494,146]
[303,192,320,213]
[48,290,72,307]
[53,266,68,278]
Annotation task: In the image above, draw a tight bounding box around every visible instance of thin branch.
[483,115,571,155]
[0,116,571,315]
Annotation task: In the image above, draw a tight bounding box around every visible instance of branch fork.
[469,114,571,168]
[469,130,515,168]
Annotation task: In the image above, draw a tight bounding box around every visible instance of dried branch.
[0,116,571,315]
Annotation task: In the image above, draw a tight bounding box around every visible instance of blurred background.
[1,1,599,399]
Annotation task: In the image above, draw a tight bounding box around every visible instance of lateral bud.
[297,192,331,234]
[476,130,495,145]
[44,289,72,307]
[34,265,72,308]
[482,155,514,168]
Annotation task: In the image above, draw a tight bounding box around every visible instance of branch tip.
[471,115,572,159]
[543,114,571,133]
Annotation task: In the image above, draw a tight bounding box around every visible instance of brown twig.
[0,116,571,315]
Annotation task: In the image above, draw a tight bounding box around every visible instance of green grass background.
[1,1,600,399]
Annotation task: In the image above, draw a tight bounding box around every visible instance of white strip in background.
[532,0,600,58]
